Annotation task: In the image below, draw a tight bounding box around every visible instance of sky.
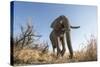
[12,1,97,51]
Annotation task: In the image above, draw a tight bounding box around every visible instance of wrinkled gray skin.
[50,15,80,59]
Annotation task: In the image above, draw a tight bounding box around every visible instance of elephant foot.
[61,49,65,56]
[69,54,73,59]
[57,51,61,57]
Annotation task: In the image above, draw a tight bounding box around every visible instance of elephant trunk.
[66,31,73,59]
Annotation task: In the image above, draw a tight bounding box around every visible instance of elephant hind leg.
[50,31,55,51]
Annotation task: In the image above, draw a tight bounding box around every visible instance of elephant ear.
[50,16,61,28]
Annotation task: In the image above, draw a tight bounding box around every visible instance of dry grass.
[74,36,97,62]
[13,37,97,66]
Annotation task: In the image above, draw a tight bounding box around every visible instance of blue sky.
[13,1,97,51]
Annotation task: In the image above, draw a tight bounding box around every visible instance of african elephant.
[50,15,80,58]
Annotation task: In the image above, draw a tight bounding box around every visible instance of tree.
[14,21,41,49]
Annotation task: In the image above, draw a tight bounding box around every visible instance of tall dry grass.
[74,36,97,62]
[13,36,97,65]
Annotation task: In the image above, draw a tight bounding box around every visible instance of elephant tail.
[70,26,80,29]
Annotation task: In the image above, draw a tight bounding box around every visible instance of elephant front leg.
[66,32,73,59]
[60,36,66,56]
[56,36,61,57]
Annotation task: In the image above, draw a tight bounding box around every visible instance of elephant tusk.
[70,26,80,29]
